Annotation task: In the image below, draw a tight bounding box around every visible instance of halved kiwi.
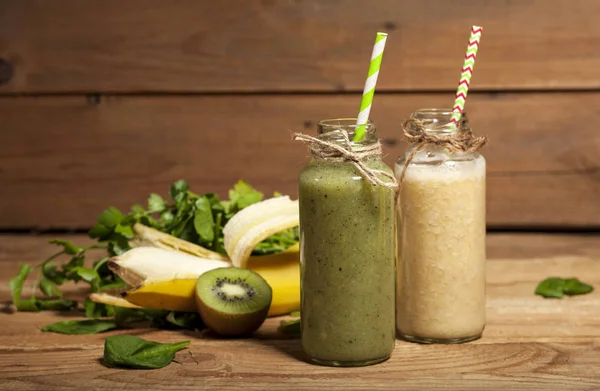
[195,267,272,336]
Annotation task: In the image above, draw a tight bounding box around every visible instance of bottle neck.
[317,118,378,149]
[400,108,480,164]
[408,108,470,135]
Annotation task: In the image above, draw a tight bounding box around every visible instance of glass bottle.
[299,119,396,366]
[395,109,486,344]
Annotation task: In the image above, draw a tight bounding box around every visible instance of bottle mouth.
[410,109,467,134]
[317,118,376,145]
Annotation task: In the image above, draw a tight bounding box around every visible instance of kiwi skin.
[195,268,272,337]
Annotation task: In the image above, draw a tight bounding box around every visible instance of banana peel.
[89,292,141,309]
[130,223,229,261]
[124,279,198,312]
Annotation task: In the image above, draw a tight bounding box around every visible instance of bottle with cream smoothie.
[297,119,396,366]
[395,109,486,343]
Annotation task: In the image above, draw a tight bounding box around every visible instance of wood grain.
[2,92,600,228]
[1,0,600,93]
[0,234,599,390]
[4,233,600,269]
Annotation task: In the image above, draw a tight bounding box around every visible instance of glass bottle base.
[308,355,390,367]
[399,333,481,344]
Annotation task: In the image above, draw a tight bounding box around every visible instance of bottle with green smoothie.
[296,118,396,367]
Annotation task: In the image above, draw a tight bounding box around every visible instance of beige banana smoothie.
[395,152,486,343]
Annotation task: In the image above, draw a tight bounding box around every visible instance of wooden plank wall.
[1,0,600,229]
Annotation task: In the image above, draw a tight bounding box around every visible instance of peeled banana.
[92,210,301,317]
[223,196,299,268]
[108,247,230,286]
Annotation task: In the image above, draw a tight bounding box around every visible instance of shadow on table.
[254,335,306,363]
[177,328,307,363]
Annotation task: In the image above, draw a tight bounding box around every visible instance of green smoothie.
[298,122,396,366]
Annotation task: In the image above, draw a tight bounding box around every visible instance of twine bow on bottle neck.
[292,131,398,190]
[399,117,487,183]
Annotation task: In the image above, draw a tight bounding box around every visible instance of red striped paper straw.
[450,26,483,124]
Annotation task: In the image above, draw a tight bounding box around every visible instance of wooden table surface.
[1,233,599,390]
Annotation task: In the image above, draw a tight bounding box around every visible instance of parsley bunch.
[9,180,299,326]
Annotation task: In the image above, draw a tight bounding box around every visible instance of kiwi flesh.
[195,267,272,336]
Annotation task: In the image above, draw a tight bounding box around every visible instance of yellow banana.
[121,254,300,317]
[92,221,301,317]
[124,279,198,312]
[247,249,300,316]
[123,247,299,317]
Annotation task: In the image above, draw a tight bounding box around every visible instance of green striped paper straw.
[353,32,388,142]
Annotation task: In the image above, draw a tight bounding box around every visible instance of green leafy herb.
[41,319,118,335]
[165,311,205,330]
[114,223,135,239]
[535,277,594,298]
[147,193,168,213]
[229,180,263,209]
[9,264,35,310]
[89,207,124,240]
[39,278,62,297]
[36,299,78,311]
[169,180,189,202]
[9,264,77,311]
[252,227,299,255]
[41,261,66,285]
[113,307,166,327]
[193,197,215,244]
[84,298,114,319]
[103,335,190,369]
[49,239,84,255]
[9,180,298,331]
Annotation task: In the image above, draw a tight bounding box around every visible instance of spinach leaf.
[103,335,190,369]
[563,278,594,295]
[535,277,565,298]
[41,319,118,335]
[535,277,594,298]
